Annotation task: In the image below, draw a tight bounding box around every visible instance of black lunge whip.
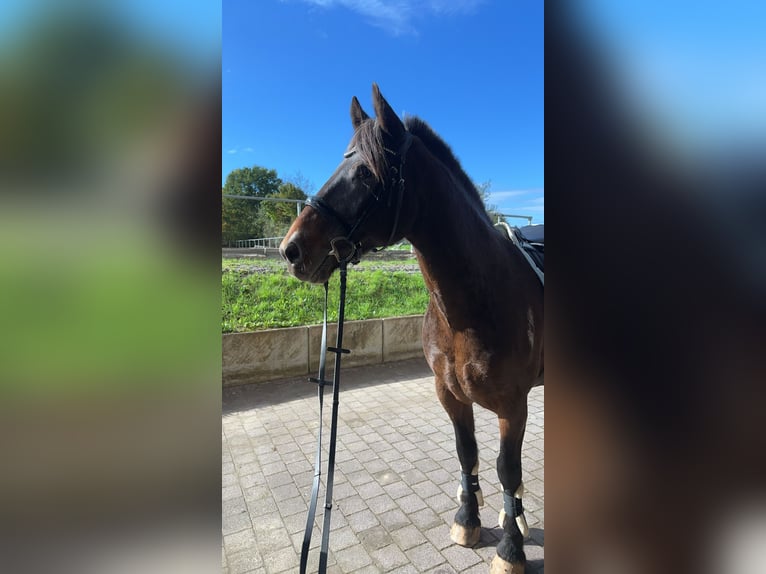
[299,240,356,574]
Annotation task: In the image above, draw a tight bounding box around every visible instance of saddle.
[495,222,544,285]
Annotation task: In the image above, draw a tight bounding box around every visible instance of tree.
[222,166,282,243]
[258,182,308,236]
[475,179,502,222]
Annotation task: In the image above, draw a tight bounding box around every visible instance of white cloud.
[488,189,540,202]
[489,188,544,219]
[297,0,485,35]
[226,146,255,154]
[427,0,483,15]
[520,195,544,214]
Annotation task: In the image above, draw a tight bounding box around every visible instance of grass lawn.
[222,257,429,332]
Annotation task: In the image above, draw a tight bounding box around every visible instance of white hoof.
[490,554,525,574]
[449,522,481,547]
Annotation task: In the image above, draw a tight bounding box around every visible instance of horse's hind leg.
[435,378,483,547]
[492,404,529,574]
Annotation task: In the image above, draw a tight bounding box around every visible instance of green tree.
[222,166,282,244]
[258,182,308,236]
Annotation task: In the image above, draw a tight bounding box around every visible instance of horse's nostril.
[283,241,302,264]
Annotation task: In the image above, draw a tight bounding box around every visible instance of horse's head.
[280,84,416,283]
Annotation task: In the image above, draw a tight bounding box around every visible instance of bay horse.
[279,84,543,574]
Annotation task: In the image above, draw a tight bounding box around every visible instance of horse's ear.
[350,96,369,130]
[372,83,405,141]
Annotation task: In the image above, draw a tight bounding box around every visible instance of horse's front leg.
[492,404,529,574]
[435,377,483,547]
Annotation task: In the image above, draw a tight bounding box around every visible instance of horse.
[279,84,543,574]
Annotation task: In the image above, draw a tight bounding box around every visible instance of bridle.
[298,130,413,574]
[305,131,414,265]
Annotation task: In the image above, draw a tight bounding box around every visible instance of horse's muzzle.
[280,239,302,266]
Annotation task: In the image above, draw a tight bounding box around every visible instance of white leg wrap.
[456,463,484,507]
[456,484,485,507]
[499,483,529,538]
[516,512,529,538]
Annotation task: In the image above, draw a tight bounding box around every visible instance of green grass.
[222,258,428,332]
[354,256,419,268]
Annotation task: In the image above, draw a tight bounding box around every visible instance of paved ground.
[222,358,544,573]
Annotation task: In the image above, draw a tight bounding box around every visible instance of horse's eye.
[357,165,372,179]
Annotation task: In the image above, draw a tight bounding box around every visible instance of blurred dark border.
[546,2,766,573]
[0,3,222,573]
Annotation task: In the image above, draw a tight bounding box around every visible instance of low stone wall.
[222,315,424,387]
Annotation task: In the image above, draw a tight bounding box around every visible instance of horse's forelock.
[352,119,390,183]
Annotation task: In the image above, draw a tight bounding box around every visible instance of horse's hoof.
[490,555,525,574]
[450,522,481,547]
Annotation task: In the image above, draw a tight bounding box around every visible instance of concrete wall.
[223,315,424,387]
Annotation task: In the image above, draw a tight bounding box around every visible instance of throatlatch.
[299,252,353,574]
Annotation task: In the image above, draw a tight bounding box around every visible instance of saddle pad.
[518,224,544,244]
[494,222,544,284]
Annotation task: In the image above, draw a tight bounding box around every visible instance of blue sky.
[573,0,766,161]
[223,0,544,224]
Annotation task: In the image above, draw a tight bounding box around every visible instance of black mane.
[403,116,487,216]
[352,115,489,222]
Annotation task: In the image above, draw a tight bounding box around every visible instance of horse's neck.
[407,175,501,310]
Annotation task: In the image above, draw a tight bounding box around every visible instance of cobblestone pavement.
[223,358,544,574]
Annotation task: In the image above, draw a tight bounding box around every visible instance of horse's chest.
[423,323,496,401]
[452,335,493,387]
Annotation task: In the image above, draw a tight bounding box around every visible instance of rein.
[299,249,352,574]
[299,132,413,573]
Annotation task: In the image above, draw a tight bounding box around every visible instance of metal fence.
[222,194,536,249]
[497,213,534,226]
[230,237,284,249]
